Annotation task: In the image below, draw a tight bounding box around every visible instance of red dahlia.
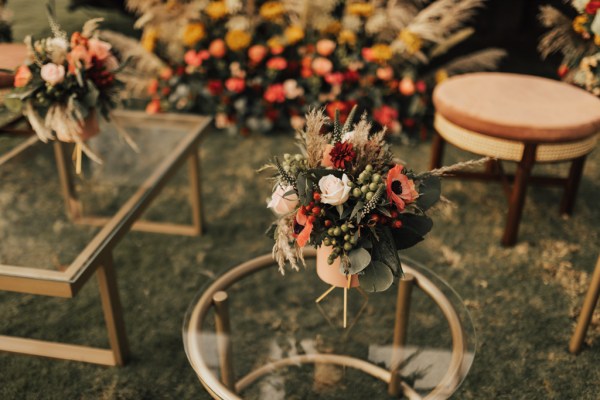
[329,142,356,169]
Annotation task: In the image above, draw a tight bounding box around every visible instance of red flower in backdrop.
[267,57,288,70]
[373,105,398,128]
[264,84,286,103]
[207,80,224,95]
[585,1,600,14]
[386,165,418,211]
[344,69,360,82]
[329,142,356,169]
[225,77,246,93]
[325,72,344,85]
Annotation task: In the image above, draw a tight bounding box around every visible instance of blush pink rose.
[268,184,299,215]
[361,48,374,62]
[248,45,268,63]
[266,57,288,70]
[225,77,246,93]
[376,66,393,81]
[14,65,32,87]
[209,39,226,58]
[263,83,285,103]
[184,50,203,67]
[312,57,333,76]
[316,39,336,56]
[40,63,66,85]
[87,38,112,60]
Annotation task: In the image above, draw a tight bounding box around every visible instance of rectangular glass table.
[0,110,211,365]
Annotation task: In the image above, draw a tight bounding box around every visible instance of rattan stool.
[431,72,600,246]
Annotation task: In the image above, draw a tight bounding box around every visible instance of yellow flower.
[260,1,285,20]
[371,44,393,63]
[572,15,588,35]
[182,23,206,47]
[595,35,600,47]
[321,21,342,35]
[347,2,374,17]
[338,29,357,46]
[435,69,449,84]
[205,1,228,20]
[267,36,285,50]
[284,25,305,45]
[142,27,158,53]
[225,30,251,51]
[398,29,422,55]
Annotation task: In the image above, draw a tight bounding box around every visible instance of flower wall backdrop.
[539,0,600,96]
[109,0,506,138]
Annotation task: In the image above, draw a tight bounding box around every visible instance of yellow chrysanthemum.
[595,35,600,46]
[371,44,393,62]
[338,29,357,46]
[347,2,374,17]
[205,1,229,20]
[284,25,305,45]
[260,1,285,20]
[142,27,158,53]
[435,69,449,84]
[398,29,422,55]
[572,15,588,34]
[182,23,206,47]
[322,21,342,35]
[225,30,252,51]
[267,36,285,50]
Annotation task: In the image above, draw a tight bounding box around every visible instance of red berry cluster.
[302,192,323,224]
[369,210,403,229]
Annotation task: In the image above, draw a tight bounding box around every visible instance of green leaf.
[359,261,394,292]
[346,248,371,274]
[265,224,277,239]
[417,176,441,211]
[372,226,401,275]
[336,204,344,218]
[4,96,23,112]
[84,81,100,106]
[296,172,311,206]
[392,214,433,250]
[350,201,364,219]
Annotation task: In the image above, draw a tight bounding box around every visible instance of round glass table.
[183,249,475,399]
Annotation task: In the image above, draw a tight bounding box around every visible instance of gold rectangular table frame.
[0,110,211,366]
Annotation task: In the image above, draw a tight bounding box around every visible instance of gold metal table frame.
[0,111,211,366]
[184,249,473,400]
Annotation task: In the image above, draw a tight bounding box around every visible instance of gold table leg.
[213,291,236,391]
[569,255,600,354]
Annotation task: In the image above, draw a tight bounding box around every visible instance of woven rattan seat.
[430,72,600,246]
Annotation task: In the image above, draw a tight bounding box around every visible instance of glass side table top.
[0,110,210,287]
[184,250,476,400]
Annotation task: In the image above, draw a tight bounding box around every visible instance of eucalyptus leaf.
[4,96,23,112]
[372,226,401,275]
[296,172,311,206]
[392,214,433,250]
[336,204,344,218]
[417,176,441,211]
[350,201,364,219]
[360,261,394,292]
[346,248,371,274]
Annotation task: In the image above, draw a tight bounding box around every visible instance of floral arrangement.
[4,12,123,169]
[113,0,505,137]
[263,107,444,293]
[539,1,600,96]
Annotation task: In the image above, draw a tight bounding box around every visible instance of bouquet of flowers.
[539,0,600,96]
[264,107,444,296]
[4,12,123,169]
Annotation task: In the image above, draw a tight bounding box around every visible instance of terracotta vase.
[316,246,359,288]
[56,109,100,142]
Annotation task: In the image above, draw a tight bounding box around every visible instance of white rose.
[47,37,68,64]
[40,63,65,86]
[268,184,299,215]
[319,174,351,206]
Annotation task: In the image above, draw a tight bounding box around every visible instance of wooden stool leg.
[502,144,536,247]
[569,255,600,354]
[429,132,446,170]
[560,155,587,216]
[388,274,415,396]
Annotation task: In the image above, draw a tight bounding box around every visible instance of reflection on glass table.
[0,110,210,365]
[184,249,475,400]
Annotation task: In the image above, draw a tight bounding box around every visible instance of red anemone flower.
[386,165,419,211]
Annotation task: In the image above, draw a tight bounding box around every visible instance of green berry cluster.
[351,165,385,202]
[322,221,358,264]
[281,153,307,176]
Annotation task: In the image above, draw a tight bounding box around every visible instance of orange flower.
[13,65,32,88]
[386,165,418,211]
[225,30,251,51]
[295,209,313,248]
[145,99,161,114]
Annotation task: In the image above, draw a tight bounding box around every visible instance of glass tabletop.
[184,254,475,400]
[0,110,208,278]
